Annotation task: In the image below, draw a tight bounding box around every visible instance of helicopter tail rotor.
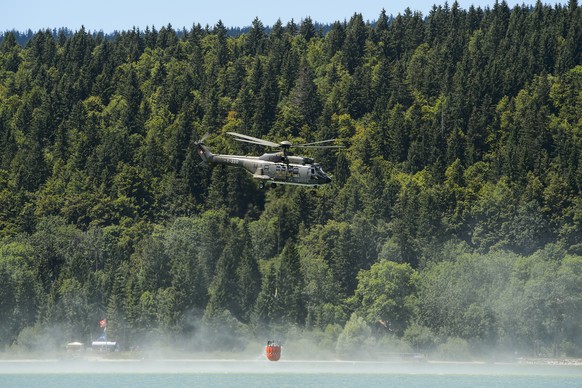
[196,132,210,144]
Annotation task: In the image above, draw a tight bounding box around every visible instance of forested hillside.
[1,1,581,359]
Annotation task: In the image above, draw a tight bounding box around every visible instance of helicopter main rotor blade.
[295,145,345,149]
[298,139,338,146]
[232,138,271,146]
[227,132,280,148]
[295,139,345,149]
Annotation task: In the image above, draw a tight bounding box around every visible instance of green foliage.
[350,260,419,334]
[335,313,373,359]
[0,241,39,348]
[275,242,306,325]
[417,251,515,345]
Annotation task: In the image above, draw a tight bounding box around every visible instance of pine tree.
[0,32,21,72]
[276,242,306,325]
[246,17,266,55]
[204,227,242,319]
[289,61,321,130]
[253,265,279,326]
[299,17,317,42]
[343,13,368,74]
[236,224,261,323]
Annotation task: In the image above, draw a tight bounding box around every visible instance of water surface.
[1,359,581,387]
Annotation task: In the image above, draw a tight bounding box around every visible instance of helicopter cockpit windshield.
[310,164,332,184]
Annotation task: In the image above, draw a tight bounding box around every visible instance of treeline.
[0,1,581,358]
[0,18,335,47]
[0,26,254,46]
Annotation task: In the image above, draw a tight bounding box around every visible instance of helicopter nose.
[324,175,332,184]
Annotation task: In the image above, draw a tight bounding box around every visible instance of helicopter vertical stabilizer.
[196,143,214,164]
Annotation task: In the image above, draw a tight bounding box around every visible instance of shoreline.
[2,354,582,365]
[0,357,581,377]
[517,357,582,366]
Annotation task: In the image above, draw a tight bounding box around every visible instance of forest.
[0,0,581,359]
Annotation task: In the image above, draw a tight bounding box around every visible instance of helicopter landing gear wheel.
[270,183,277,189]
[259,181,265,189]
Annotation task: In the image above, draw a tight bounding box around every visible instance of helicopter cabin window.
[275,165,286,177]
[310,168,315,179]
[292,167,299,176]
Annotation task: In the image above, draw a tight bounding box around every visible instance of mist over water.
[4,312,582,388]
[3,320,582,387]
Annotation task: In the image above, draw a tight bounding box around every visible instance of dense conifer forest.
[1,1,581,359]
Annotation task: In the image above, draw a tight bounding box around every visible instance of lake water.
[1,359,581,387]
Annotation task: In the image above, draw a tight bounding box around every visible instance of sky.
[3,0,546,33]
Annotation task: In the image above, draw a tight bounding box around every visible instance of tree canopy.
[1,2,581,359]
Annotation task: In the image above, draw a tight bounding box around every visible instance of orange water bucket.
[265,344,281,361]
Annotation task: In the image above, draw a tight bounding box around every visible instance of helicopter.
[196,132,343,189]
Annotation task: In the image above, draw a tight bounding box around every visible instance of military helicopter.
[196,132,343,189]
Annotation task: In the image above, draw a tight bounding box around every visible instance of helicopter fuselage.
[197,144,332,187]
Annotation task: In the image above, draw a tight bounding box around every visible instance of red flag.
[100,319,106,328]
